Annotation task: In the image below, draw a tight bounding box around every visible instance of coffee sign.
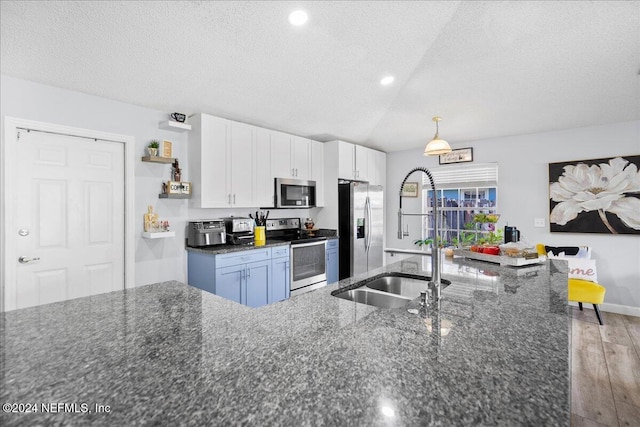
[165,181,192,195]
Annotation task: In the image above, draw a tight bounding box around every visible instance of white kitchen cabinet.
[270,130,292,179]
[337,141,380,182]
[188,114,230,208]
[189,114,258,208]
[336,141,387,185]
[367,148,386,187]
[311,140,324,207]
[292,136,311,179]
[355,144,369,181]
[254,127,273,207]
[338,141,355,180]
[270,131,311,180]
[230,121,255,206]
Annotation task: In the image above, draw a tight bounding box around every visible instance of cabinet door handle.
[233,194,236,204]
[247,266,251,278]
[228,194,231,204]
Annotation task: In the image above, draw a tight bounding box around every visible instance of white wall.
[1,75,191,286]
[386,121,640,313]
[1,76,322,289]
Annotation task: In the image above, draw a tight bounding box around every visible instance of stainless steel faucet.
[397,167,442,301]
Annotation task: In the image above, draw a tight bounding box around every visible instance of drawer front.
[216,248,271,268]
[326,238,338,249]
[271,245,290,259]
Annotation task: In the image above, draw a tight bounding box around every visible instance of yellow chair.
[537,244,606,325]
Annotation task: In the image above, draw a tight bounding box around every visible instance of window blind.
[424,163,498,188]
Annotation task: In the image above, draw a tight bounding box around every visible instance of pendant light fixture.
[424,116,452,156]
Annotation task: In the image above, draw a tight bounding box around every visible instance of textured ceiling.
[1,1,639,152]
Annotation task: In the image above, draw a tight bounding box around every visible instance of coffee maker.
[223,217,255,245]
[504,226,520,243]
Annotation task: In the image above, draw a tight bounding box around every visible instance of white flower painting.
[549,156,640,234]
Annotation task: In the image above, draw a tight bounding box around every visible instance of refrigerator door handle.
[362,198,368,250]
[368,197,373,252]
[365,196,372,253]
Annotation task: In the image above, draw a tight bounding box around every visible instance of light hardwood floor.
[571,307,640,427]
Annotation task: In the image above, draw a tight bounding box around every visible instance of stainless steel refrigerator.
[338,181,384,280]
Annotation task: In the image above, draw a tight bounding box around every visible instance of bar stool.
[536,244,606,325]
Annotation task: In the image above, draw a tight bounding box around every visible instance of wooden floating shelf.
[141,156,175,163]
[159,193,191,199]
[142,231,176,239]
[159,120,191,132]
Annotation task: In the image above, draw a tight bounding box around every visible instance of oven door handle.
[291,240,326,249]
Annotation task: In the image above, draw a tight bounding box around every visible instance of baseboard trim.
[568,301,640,317]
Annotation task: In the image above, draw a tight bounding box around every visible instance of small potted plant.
[413,236,450,251]
[147,140,160,157]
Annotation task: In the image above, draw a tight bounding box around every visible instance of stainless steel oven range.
[265,218,327,296]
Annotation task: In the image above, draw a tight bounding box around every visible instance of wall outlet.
[534,218,546,228]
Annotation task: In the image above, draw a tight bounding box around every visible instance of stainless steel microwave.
[275,178,316,208]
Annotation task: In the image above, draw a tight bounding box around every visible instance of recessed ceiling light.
[380,75,395,86]
[289,10,308,26]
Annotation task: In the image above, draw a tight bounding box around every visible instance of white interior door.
[9,129,125,310]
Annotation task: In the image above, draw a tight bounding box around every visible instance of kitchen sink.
[366,275,431,298]
[333,287,413,308]
[332,274,451,309]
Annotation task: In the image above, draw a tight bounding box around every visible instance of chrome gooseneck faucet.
[398,167,441,301]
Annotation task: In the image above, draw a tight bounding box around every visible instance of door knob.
[18,256,40,264]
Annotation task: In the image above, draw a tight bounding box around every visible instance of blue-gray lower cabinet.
[188,246,290,307]
[214,260,270,307]
[271,246,290,302]
[187,251,217,295]
[326,239,339,284]
[244,260,271,308]
[214,264,244,304]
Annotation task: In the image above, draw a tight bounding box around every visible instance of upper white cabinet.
[270,130,292,180]
[271,131,311,180]
[188,114,230,208]
[338,141,355,180]
[229,122,255,207]
[336,141,385,185]
[254,127,273,207]
[354,145,369,181]
[292,136,311,179]
[189,114,258,208]
[368,148,386,187]
[311,140,324,207]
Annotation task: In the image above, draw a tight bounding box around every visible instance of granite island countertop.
[0,255,570,426]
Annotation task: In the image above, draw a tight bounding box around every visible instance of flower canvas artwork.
[549,155,640,234]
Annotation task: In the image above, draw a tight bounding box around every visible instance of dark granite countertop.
[0,256,570,426]
[186,240,290,255]
[186,229,338,255]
